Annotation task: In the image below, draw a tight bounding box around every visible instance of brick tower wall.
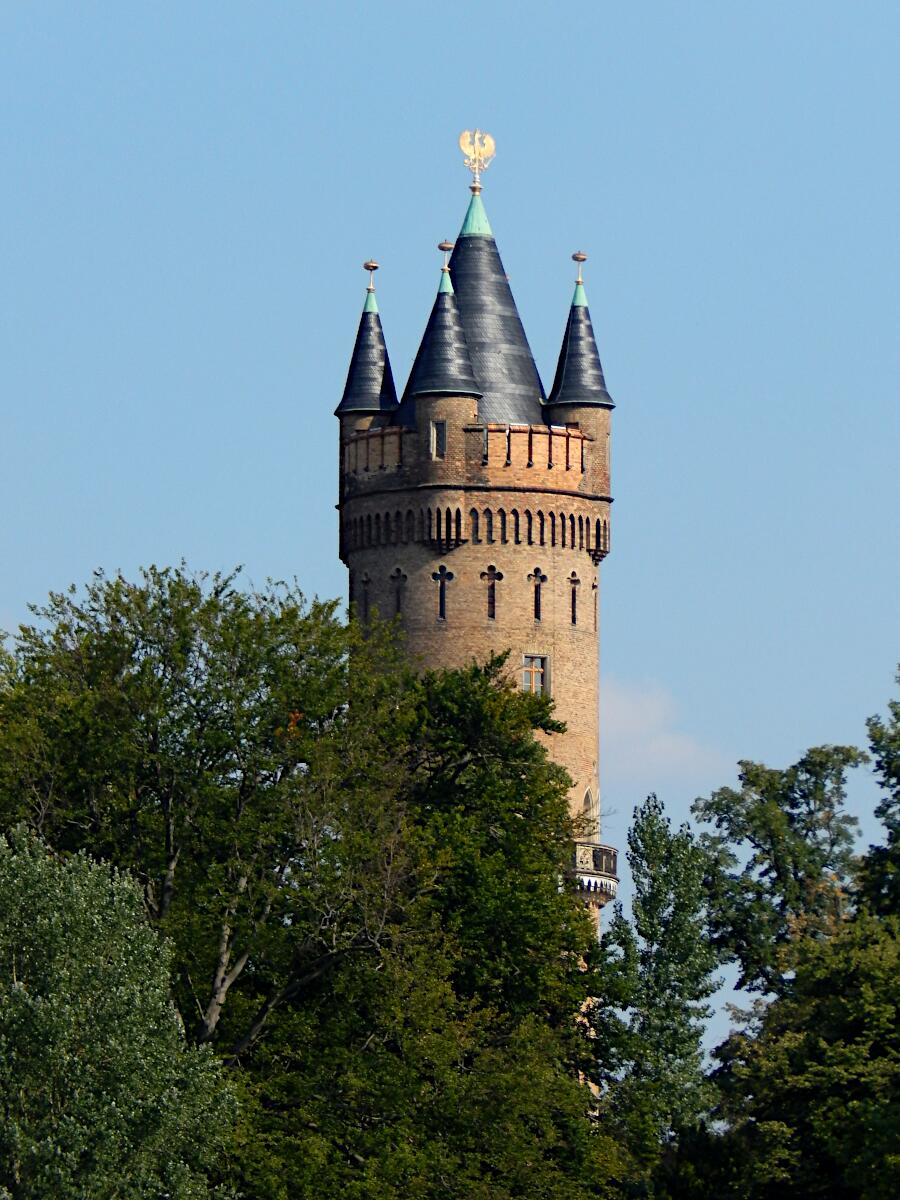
[338,394,612,835]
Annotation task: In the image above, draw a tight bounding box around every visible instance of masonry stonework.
[336,175,619,916]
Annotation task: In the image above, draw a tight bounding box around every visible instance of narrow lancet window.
[569,571,580,625]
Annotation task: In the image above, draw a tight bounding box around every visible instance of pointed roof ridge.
[401,267,481,411]
[547,268,614,409]
[449,190,545,423]
[459,191,493,237]
[334,285,398,415]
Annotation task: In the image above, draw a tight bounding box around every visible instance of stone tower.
[335,139,618,916]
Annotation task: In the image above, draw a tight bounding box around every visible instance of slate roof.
[398,270,481,422]
[546,283,614,409]
[334,290,398,415]
[447,192,546,425]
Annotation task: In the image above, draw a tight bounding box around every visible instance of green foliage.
[678,911,900,1200]
[859,671,900,916]
[693,746,864,992]
[228,658,626,1198]
[0,570,627,1198]
[0,565,411,1056]
[0,829,234,1200]
[670,673,900,1199]
[593,796,718,1185]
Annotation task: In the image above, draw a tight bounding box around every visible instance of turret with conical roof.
[547,254,614,410]
[334,135,618,925]
[335,262,397,419]
[401,250,481,415]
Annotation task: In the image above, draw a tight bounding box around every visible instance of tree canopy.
[0,829,234,1200]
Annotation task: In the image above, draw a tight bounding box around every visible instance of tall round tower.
[335,135,618,917]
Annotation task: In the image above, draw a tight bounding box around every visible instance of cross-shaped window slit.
[528,567,547,622]
[480,564,503,620]
[431,565,454,621]
[389,567,407,616]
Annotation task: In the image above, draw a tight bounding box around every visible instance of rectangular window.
[431,420,447,460]
[522,654,549,695]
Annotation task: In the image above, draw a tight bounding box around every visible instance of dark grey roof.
[398,278,481,422]
[334,303,398,415]
[448,233,546,424]
[546,296,614,409]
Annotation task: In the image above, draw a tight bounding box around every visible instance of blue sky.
[2,2,898,896]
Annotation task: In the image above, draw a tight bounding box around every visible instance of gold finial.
[572,250,587,284]
[438,240,454,271]
[363,259,379,291]
[458,129,496,193]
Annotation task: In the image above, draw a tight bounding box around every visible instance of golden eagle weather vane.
[458,129,495,192]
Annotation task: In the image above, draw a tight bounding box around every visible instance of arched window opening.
[366,514,373,546]
[569,514,576,547]
[405,510,415,544]
[526,510,533,545]
[499,508,508,543]
[512,509,521,544]
[361,572,371,624]
[470,508,480,543]
[560,512,567,548]
[484,508,494,544]
[454,508,462,542]
[569,571,580,625]
[538,511,545,546]
[582,789,596,837]
[480,564,503,620]
[529,566,547,621]
[374,514,381,545]
[578,515,584,549]
[550,512,556,546]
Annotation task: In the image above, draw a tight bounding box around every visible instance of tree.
[692,746,863,992]
[0,829,234,1200]
[0,565,412,1057]
[227,658,628,1200]
[0,570,632,1198]
[675,910,900,1200]
[592,795,719,1186]
[859,669,900,916]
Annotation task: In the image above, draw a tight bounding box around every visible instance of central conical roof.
[448,191,545,424]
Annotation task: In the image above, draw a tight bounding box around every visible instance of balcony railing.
[572,841,618,908]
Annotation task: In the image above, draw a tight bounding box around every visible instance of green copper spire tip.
[459,191,493,237]
[572,281,588,308]
[363,288,378,314]
[438,268,453,295]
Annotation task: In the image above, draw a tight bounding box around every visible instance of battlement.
[341,415,610,502]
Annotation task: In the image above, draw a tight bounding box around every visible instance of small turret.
[335,260,398,422]
[546,252,614,410]
[401,243,481,410]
